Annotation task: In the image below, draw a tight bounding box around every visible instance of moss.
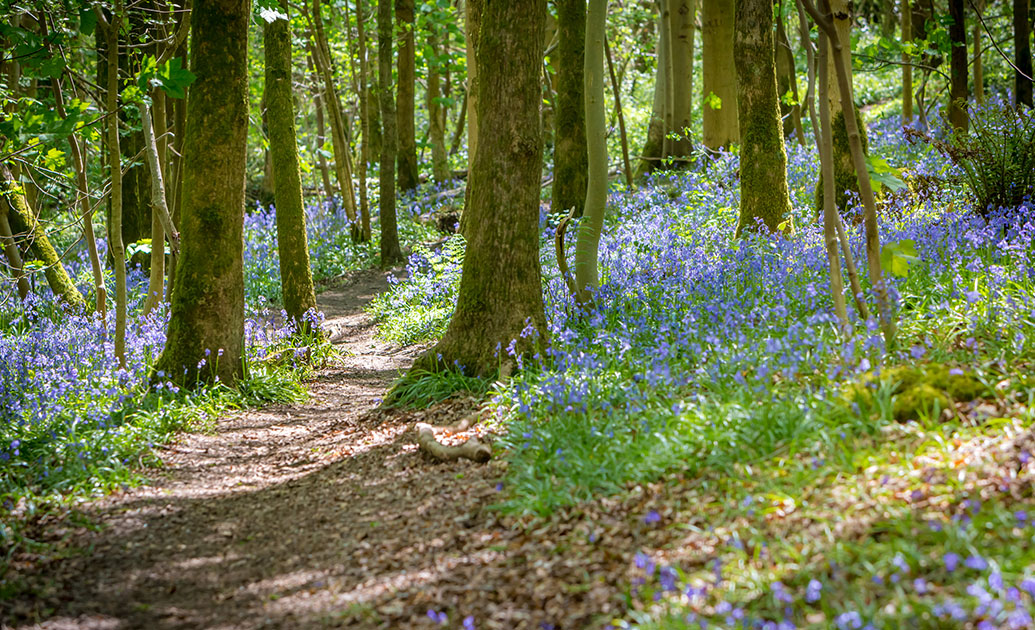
[847,363,988,422]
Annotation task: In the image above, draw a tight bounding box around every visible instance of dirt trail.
[4,270,635,630]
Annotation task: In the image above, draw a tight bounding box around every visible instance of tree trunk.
[52,72,106,317]
[971,0,983,104]
[154,0,250,387]
[167,0,189,302]
[550,0,588,216]
[458,0,482,235]
[1015,0,1033,109]
[575,0,607,302]
[0,164,84,308]
[816,30,849,331]
[105,10,128,365]
[701,0,739,149]
[0,203,29,300]
[804,0,896,345]
[901,0,912,124]
[605,35,633,187]
[815,0,867,215]
[413,0,548,377]
[312,73,335,202]
[266,7,318,325]
[669,0,694,158]
[734,0,792,236]
[775,0,805,144]
[141,97,180,315]
[355,0,373,241]
[427,32,451,184]
[947,0,967,132]
[311,0,360,232]
[635,15,667,180]
[378,0,404,265]
[395,0,419,191]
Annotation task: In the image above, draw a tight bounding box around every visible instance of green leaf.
[704,91,722,111]
[865,155,907,194]
[880,239,919,278]
[79,9,97,35]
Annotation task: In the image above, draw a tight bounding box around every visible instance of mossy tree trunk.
[413,0,548,377]
[701,0,739,150]
[550,0,588,217]
[947,0,968,132]
[575,0,607,302]
[378,0,404,266]
[154,0,250,387]
[265,6,318,325]
[1014,0,1032,109]
[0,163,85,310]
[395,0,418,192]
[733,0,792,236]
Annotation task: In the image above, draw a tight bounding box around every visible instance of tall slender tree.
[414,0,547,377]
[734,0,792,235]
[551,0,588,216]
[395,0,418,191]
[378,0,404,265]
[155,0,251,386]
[265,4,317,325]
[575,0,607,302]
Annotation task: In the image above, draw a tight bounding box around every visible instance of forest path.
[8,269,635,630]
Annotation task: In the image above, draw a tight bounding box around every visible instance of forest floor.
[3,270,661,630]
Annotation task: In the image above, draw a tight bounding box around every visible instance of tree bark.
[355,0,373,241]
[395,0,419,191]
[105,9,128,365]
[310,0,360,234]
[154,0,250,387]
[378,0,404,266]
[413,0,548,377]
[733,0,792,236]
[775,0,805,144]
[1015,0,1033,109]
[635,13,667,180]
[947,0,967,131]
[605,35,633,187]
[701,0,739,149]
[971,0,983,104]
[166,0,189,302]
[458,0,482,235]
[550,0,588,217]
[265,6,318,325]
[669,0,694,158]
[312,69,335,202]
[141,97,180,314]
[0,203,29,300]
[575,0,607,302]
[427,32,451,184]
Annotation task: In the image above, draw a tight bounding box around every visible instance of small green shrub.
[944,98,1035,214]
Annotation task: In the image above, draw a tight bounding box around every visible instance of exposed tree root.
[415,422,491,463]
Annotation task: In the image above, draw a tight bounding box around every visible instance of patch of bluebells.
[490,116,1035,513]
[622,544,1035,630]
[0,233,314,502]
